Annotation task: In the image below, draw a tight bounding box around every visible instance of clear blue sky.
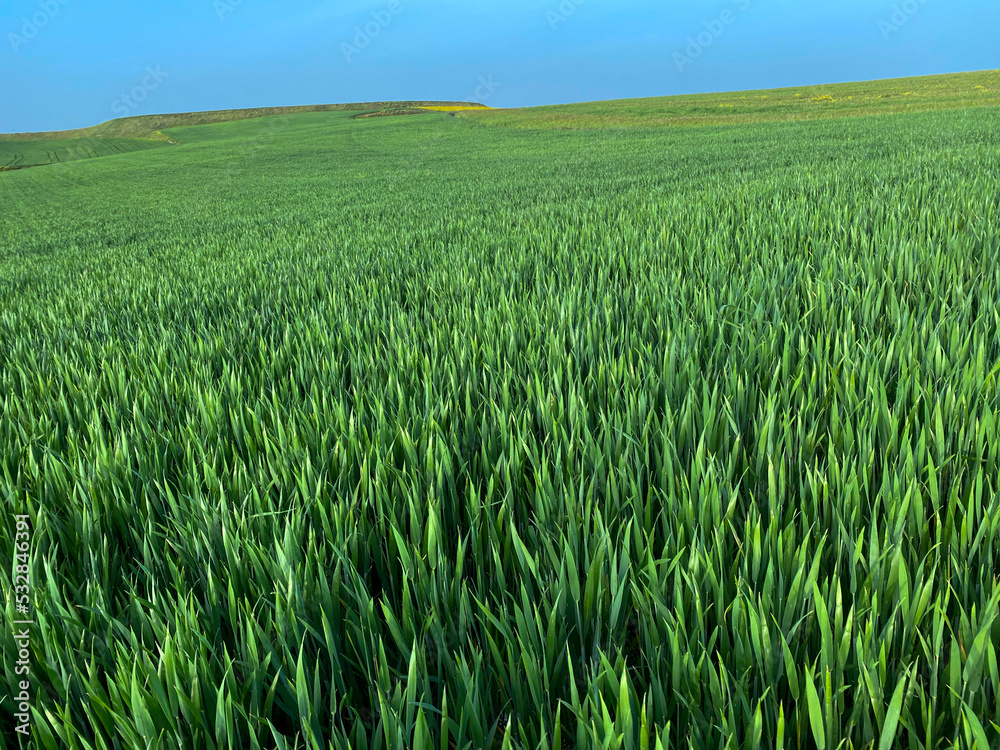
[1,0,997,133]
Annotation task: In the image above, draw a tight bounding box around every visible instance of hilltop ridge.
[0,101,486,142]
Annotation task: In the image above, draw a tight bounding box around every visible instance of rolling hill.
[0,101,486,169]
[456,69,1000,128]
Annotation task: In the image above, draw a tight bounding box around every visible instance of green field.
[0,101,482,170]
[459,69,1000,129]
[0,138,171,169]
[2,83,1000,749]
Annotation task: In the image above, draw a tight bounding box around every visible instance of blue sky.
[1,0,997,133]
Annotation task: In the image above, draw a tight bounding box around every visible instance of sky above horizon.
[1,0,997,133]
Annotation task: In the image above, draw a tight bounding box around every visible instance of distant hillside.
[0,101,485,142]
[458,70,1000,129]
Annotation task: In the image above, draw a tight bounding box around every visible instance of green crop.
[0,138,170,169]
[1,102,999,749]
